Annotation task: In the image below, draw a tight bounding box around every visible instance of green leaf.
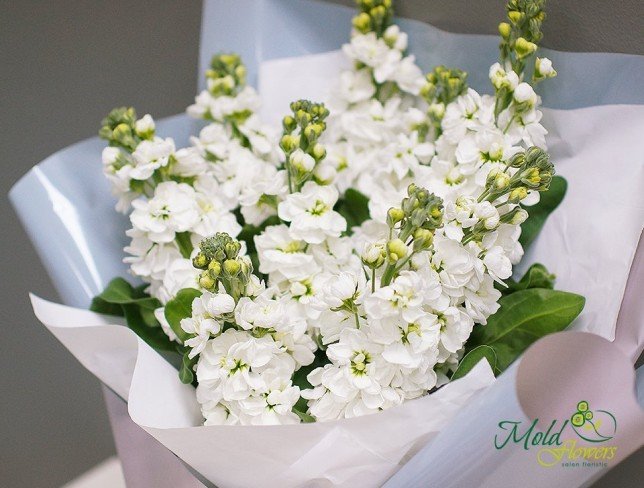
[335,189,370,231]
[237,215,282,271]
[292,349,328,391]
[89,296,124,317]
[452,345,499,380]
[468,288,585,371]
[520,176,567,250]
[96,278,160,309]
[238,215,281,247]
[122,304,176,352]
[164,288,202,343]
[293,407,315,423]
[175,232,194,259]
[502,263,556,296]
[179,351,197,384]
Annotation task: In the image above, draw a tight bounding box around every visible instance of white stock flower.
[277,182,346,244]
[130,137,175,180]
[365,271,426,323]
[130,181,200,243]
[182,291,235,357]
[255,224,318,281]
[483,245,512,283]
[513,82,537,106]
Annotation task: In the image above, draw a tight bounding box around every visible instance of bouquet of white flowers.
[13,0,644,486]
[92,0,582,426]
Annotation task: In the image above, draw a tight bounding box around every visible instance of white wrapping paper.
[31,295,495,488]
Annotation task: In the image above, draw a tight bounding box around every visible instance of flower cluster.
[100,0,557,425]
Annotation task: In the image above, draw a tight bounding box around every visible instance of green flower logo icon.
[570,401,617,442]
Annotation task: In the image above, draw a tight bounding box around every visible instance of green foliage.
[520,175,567,250]
[90,278,175,352]
[466,288,585,372]
[335,189,370,232]
[237,215,281,271]
[179,351,198,385]
[175,232,194,259]
[451,345,499,380]
[164,288,202,343]
[502,263,555,295]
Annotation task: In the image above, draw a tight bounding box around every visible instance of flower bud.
[224,240,241,259]
[494,172,511,190]
[523,167,542,187]
[314,164,336,185]
[387,239,407,262]
[280,134,298,154]
[387,207,405,226]
[508,11,523,24]
[352,12,371,33]
[511,208,528,224]
[513,82,537,107]
[508,187,528,204]
[282,115,296,132]
[514,37,537,59]
[192,253,208,269]
[199,273,216,290]
[486,167,502,185]
[413,228,434,250]
[311,143,326,161]
[134,114,155,139]
[498,22,511,39]
[291,149,316,172]
[535,57,556,78]
[223,259,241,277]
[101,146,121,167]
[207,260,221,276]
[428,102,445,120]
[304,123,323,142]
[362,241,386,268]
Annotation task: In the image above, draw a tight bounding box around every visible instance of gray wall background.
[1,1,641,486]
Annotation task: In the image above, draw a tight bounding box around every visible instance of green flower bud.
[508,10,523,24]
[192,253,208,269]
[387,238,407,262]
[304,123,323,142]
[507,152,525,168]
[352,12,371,33]
[387,207,405,226]
[280,134,298,154]
[282,115,296,132]
[223,259,241,277]
[208,260,221,276]
[498,22,511,39]
[413,228,434,250]
[312,143,326,161]
[224,240,241,259]
[508,186,528,204]
[514,37,537,59]
[199,273,216,291]
[428,102,445,120]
